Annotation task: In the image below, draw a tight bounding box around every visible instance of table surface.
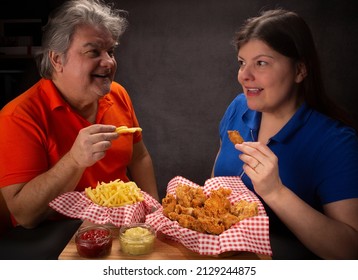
[59,221,271,260]
[0,218,317,260]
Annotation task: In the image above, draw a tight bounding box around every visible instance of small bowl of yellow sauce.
[119,223,156,255]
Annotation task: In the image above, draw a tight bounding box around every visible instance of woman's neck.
[258,104,299,143]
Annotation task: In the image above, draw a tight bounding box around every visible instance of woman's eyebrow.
[238,54,275,61]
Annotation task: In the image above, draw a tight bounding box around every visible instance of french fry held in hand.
[85,179,144,207]
[115,126,142,134]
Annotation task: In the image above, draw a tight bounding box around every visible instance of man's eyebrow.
[82,41,118,49]
[82,42,99,48]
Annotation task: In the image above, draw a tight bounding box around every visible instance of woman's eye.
[256,60,268,67]
[238,60,246,68]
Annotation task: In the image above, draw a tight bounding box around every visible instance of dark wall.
[1,0,357,199]
[113,0,358,198]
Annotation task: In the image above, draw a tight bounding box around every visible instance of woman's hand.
[235,142,284,199]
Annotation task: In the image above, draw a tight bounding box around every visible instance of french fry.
[115,126,142,134]
[85,179,144,207]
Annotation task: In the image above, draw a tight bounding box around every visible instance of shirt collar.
[96,95,113,122]
[41,79,114,121]
[242,103,312,143]
[241,107,261,131]
[40,79,69,111]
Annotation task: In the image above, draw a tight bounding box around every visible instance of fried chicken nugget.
[174,204,194,215]
[162,194,177,217]
[162,184,259,235]
[221,213,241,230]
[203,188,232,216]
[198,216,225,235]
[175,185,192,207]
[231,200,259,220]
[228,130,244,145]
[176,214,205,233]
[175,184,206,208]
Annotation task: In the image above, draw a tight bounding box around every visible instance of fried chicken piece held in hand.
[228,130,244,145]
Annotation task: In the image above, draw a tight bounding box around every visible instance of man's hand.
[68,124,119,167]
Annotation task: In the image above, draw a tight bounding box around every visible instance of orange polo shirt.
[0,78,142,191]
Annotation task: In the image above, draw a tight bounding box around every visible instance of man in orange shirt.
[0,0,159,228]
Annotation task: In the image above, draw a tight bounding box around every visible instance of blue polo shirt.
[214,94,358,215]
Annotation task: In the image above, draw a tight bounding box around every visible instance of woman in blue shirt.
[212,9,358,259]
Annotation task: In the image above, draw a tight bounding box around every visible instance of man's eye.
[86,50,100,57]
[108,50,115,57]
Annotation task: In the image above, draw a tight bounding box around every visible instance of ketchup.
[75,226,112,258]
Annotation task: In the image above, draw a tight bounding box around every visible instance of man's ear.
[49,51,64,73]
[295,62,307,83]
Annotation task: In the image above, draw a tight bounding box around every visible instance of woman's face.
[53,24,117,105]
[237,39,305,116]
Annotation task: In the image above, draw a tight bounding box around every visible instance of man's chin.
[97,84,112,97]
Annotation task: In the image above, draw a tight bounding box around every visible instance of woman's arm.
[236,141,358,259]
[264,186,358,259]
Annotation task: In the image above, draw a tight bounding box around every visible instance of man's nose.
[100,52,116,67]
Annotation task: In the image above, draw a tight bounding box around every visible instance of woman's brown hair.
[233,9,356,130]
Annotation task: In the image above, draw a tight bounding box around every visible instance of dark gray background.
[113,0,358,198]
[1,0,357,199]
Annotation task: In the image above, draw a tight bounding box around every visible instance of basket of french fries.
[49,179,161,226]
[145,176,272,256]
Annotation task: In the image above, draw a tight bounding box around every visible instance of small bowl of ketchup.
[75,225,112,258]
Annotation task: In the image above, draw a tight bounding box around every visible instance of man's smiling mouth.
[93,73,110,78]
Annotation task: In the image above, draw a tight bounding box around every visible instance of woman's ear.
[295,62,307,83]
[49,50,64,73]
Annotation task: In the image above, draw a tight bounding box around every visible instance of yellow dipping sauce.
[119,224,155,255]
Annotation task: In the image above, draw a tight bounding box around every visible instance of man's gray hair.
[35,0,128,79]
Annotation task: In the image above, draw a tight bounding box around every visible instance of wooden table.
[59,221,271,260]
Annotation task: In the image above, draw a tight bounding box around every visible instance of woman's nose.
[238,64,254,82]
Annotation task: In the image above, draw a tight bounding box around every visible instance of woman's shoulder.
[307,108,358,152]
[309,108,357,136]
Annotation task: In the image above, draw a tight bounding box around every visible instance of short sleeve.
[315,127,358,203]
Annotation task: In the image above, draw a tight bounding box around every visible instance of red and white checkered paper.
[145,176,272,256]
[49,191,161,227]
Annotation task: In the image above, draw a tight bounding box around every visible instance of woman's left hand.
[235,142,283,199]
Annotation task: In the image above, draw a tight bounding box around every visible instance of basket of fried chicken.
[145,176,272,256]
